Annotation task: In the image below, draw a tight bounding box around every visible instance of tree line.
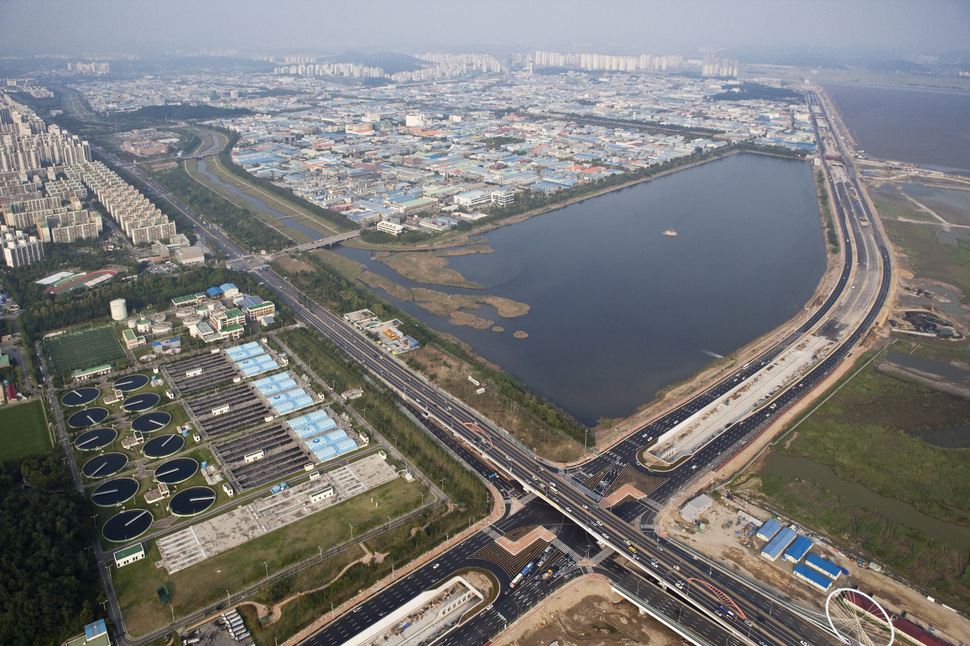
[4,264,281,347]
[153,164,292,253]
[0,452,101,646]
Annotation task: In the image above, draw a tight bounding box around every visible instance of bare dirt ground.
[374,250,484,289]
[659,493,970,646]
[274,255,316,275]
[407,343,584,461]
[492,574,685,646]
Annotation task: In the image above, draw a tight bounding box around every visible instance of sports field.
[45,327,126,375]
[0,400,50,460]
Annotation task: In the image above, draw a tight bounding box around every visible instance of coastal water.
[825,84,970,175]
[340,154,826,425]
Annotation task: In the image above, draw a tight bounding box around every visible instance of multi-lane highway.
[265,85,888,645]
[88,83,889,645]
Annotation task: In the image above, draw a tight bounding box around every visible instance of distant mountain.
[330,51,427,75]
[709,82,802,103]
[113,104,252,123]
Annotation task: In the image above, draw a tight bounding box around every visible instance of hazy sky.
[2,0,968,60]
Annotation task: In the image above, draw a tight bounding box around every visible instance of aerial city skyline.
[2,0,969,59]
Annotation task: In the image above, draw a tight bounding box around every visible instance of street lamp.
[349,523,354,541]
[226,590,230,607]
[264,561,269,578]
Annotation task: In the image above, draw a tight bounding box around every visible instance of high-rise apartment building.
[1,224,44,267]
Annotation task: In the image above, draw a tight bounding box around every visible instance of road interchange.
[269,86,889,645]
[94,84,891,645]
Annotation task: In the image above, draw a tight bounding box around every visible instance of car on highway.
[432,563,439,569]
[675,580,684,589]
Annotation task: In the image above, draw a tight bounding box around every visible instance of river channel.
[761,453,970,551]
[195,159,325,241]
[338,153,827,425]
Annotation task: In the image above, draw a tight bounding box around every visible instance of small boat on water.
[663,229,678,237]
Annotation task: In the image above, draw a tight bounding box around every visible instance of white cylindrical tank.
[136,318,151,333]
[110,298,128,321]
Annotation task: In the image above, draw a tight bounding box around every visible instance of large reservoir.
[341,153,827,425]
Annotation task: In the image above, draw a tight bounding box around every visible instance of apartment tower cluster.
[0,92,179,266]
[532,50,738,78]
[77,161,176,245]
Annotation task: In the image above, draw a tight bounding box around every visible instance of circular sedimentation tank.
[74,427,117,451]
[169,486,217,517]
[143,433,184,459]
[132,410,172,433]
[91,477,139,507]
[123,392,160,412]
[82,452,128,479]
[102,509,153,542]
[154,457,198,484]
[113,374,149,392]
[68,407,109,429]
[61,387,100,407]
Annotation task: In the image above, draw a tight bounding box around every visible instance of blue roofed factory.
[761,526,796,561]
[756,518,781,542]
[783,535,813,563]
[793,563,833,592]
[804,553,842,580]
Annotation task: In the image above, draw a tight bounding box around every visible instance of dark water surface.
[340,154,826,425]
[825,84,970,175]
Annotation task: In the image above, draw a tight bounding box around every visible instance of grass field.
[113,478,425,636]
[749,341,970,608]
[777,344,970,523]
[0,400,50,459]
[45,327,126,375]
